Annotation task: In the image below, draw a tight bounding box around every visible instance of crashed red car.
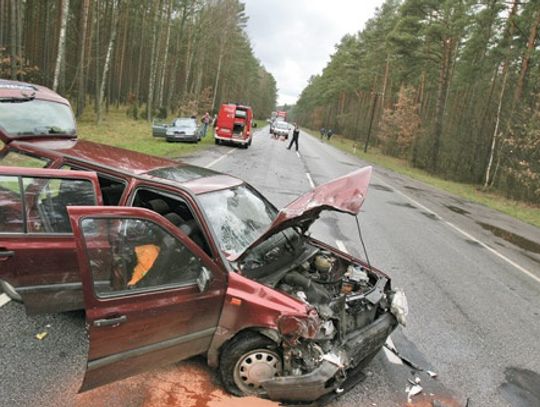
[0,80,407,402]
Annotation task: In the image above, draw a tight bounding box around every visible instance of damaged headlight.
[390,289,408,326]
[277,309,321,341]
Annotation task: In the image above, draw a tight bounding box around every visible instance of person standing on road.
[201,112,210,137]
[287,123,300,151]
[326,128,333,141]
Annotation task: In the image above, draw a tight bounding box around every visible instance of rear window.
[0,99,75,137]
[235,110,247,119]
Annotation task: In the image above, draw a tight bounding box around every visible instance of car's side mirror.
[197,266,212,293]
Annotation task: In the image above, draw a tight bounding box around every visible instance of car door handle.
[0,250,15,260]
[93,315,127,327]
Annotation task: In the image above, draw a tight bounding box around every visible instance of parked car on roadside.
[152,117,202,143]
[0,80,406,403]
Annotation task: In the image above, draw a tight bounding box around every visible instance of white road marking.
[336,240,349,254]
[0,293,11,308]
[384,337,403,365]
[306,173,315,189]
[374,176,540,284]
[206,148,235,168]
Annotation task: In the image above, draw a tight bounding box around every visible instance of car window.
[0,99,75,136]
[62,164,126,206]
[198,185,277,257]
[0,175,97,234]
[0,150,50,168]
[81,217,204,297]
[0,175,24,233]
[24,177,96,233]
[131,187,212,256]
[173,119,196,129]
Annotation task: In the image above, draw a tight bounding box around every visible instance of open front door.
[68,206,227,392]
[0,166,102,313]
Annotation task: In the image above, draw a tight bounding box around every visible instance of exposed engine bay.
[276,251,388,335]
[238,227,406,398]
[245,246,403,386]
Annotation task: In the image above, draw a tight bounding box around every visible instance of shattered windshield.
[198,184,278,257]
[0,99,75,136]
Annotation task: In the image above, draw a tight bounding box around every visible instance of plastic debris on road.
[35,331,48,340]
[405,383,423,403]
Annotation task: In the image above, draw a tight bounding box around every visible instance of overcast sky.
[243,0,385,106]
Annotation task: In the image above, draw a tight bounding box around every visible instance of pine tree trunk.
[183,23,194,99]
[430,36,453,172]
[10,0,17,79]
[135,6,146,103]
[96,0,119,124]
[211,44,224,113]
[147,1,161,121]
[94,0,100,113]
[53,0,69,91]
[514,10,540,103]
[157,0,172,109]
[167,6,187,111]
[76,0,90,118]
[483,62,509,188]
[16,0,23,71]
[116,7,129,107]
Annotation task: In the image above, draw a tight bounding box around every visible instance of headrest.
[164,212,184,226]
[147,199,169,214]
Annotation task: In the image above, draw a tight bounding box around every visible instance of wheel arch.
[207,326,281,368]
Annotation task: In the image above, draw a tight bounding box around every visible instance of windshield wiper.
[33,126,69,135]
[0,95,36,103]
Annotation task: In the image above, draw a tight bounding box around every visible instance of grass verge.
[304,129,540,228]
[77,108,215,158]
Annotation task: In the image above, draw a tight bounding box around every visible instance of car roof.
[10,139,244,194]
[0,79,70,105]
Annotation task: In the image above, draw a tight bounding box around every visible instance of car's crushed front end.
[240,240,405,402]
[202,166,407,402]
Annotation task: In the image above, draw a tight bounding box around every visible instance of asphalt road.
[1,127,539,407]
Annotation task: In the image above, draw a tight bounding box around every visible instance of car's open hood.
[232,166,372,262]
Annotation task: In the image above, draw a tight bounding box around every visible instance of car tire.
[219,332,282,397]
[215,139,220,145]
[0,280,22,302]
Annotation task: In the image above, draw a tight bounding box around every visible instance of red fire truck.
[276,110,288,121]
[214,103,254,148]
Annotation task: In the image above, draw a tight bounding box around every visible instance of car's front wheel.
[220,332,282,397]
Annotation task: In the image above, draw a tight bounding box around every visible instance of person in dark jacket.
[326,128,333,140]
[287,123,300,151]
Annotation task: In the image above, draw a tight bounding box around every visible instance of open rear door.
[0,166,102,313]
[68,206,227,391]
